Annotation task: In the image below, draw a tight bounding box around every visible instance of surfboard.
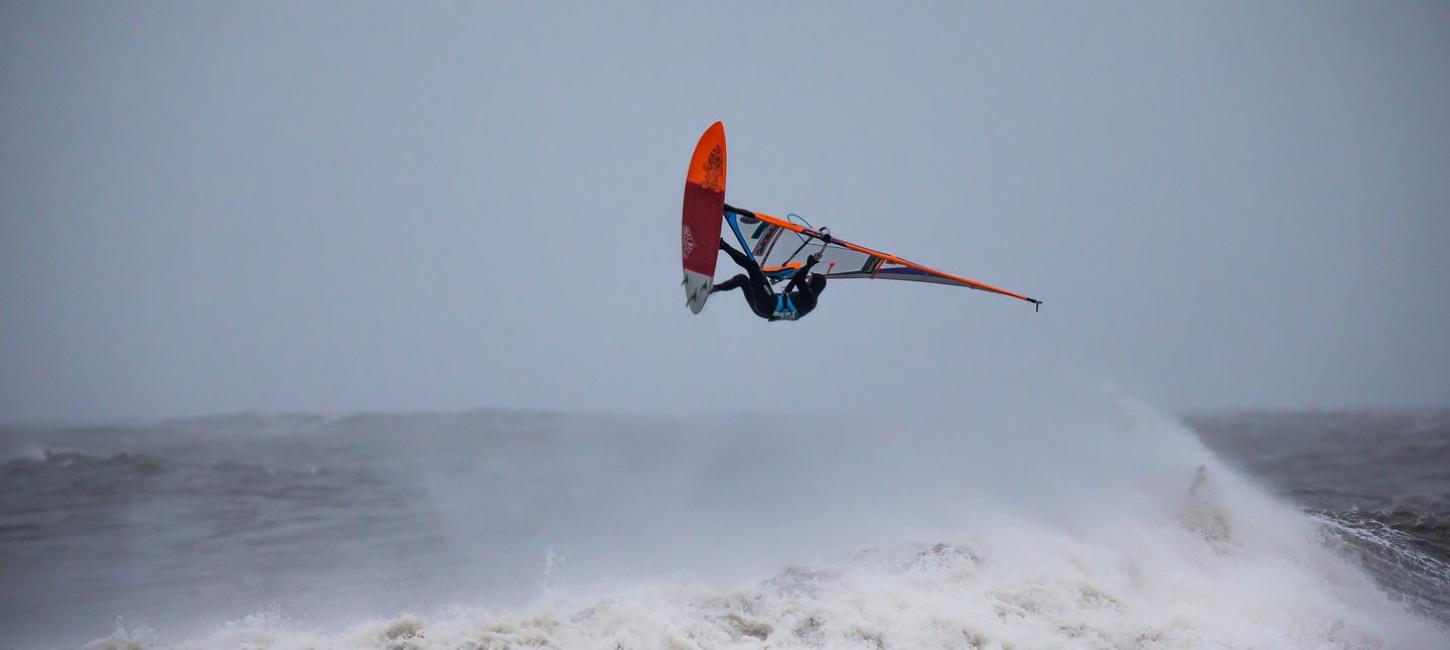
[682,121,727,314]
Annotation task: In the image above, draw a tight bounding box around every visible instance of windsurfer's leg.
[720,238,757,270]
[720,239,770,287]
[711,274,749,294]
[718,240,774,318]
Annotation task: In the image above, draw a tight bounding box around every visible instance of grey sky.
[2,2,1447,421]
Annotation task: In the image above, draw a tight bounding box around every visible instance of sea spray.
[43,402,1445,649]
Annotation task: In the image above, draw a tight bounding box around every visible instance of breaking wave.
[84,426,1446,649]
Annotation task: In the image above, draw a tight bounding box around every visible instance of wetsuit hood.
[809,273,827,293]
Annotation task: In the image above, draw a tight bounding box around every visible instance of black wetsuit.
[713,240,823,321]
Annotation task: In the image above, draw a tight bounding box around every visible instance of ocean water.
[1,405,1446,649]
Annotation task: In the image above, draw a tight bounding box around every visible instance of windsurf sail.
[724,203,1042,310]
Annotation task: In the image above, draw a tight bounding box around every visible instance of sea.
[1,404,1447,649]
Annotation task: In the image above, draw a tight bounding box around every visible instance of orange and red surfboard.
[681,121,726,314]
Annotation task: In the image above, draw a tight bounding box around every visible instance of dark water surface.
[1188,410,1450,626]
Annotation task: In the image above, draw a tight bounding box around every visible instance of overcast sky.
[2,2,1447,421]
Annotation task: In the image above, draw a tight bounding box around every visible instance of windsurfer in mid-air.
[712,238,827,321]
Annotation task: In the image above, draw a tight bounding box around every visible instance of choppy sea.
[1,405,1447,649]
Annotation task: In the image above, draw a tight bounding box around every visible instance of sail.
[724,204,1041,309]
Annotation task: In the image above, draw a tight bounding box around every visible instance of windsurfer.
[712,238,827,321]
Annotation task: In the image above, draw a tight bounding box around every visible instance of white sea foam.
[92,518,1444,649]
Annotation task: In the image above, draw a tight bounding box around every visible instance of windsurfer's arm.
[784,253,822,293]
